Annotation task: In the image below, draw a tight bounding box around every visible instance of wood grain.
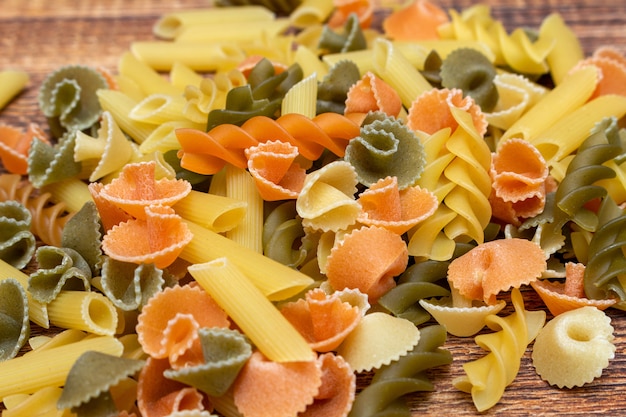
[1,1,626,416]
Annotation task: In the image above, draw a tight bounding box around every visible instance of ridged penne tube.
[97,89,154,144]
[0,70,29,110]
[130,41,246,72]
[539,13,585,85]
[173,190,247,233]
[500,65,598,143]
[153,6,275,40]
[41,177,92,213]
[373,38,433,108]
[180,220,314,301]
[46,291,119,336]
[0,259,48,328]
[281,72,318,117]
[531,94,626,165]
[188,257,315,363]
[176,18,291,43]
[290,0,334,28]
[0,336,123,400]
[225,165,264,253]
[118,51,182,96]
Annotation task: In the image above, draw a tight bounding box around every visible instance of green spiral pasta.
[551,116,623,232]
[348,325,452,417]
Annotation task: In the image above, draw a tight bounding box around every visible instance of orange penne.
[245,140,306,201]
[344,71,402,118]
[0,123,48,175]
[407,88,487,136]
[382,0,449,41]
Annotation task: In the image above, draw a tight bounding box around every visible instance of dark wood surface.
[1,1,626,416]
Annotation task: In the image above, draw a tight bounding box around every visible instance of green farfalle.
[28,246,91,304]
[61,201,104,276]
[57,351,145,416]
[344,112,426,189]
[0,201,36,270]
[316,60,361,115]
[420,50,443,87]
[164,327,252,397]
[318,13,367,54]
[28,129,82,188]
[163,149,212,189]
[0,278,30,362]
[440,48,499,112]
[38,65,108,138]
[97,257,168,311]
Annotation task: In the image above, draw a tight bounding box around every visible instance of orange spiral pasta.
[177,112,360,175]
[0,174,73,247]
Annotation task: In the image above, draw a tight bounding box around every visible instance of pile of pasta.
[1,0,626,416]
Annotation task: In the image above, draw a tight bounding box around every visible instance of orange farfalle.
[531,262,616,316]
[344,71,402,119]
[177,113,360,175]
[137,357,207,417]
[327,0,374,29]
[325,226,408,303]
[233,350,322,417]
[98,161,192,219]
[407,88,487,137]
[136,284,230,363]
[448,238,546,305]
[245,140,306,201]
[357,176,438,235]
[573,46,626,99]
[300,353,356,417]
[382,0,449,41]
[89,182,134,231]
[0,123,49,175]
[101,204,193,268]
[280,288,362,352]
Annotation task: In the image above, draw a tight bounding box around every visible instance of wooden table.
[1,1,626,416]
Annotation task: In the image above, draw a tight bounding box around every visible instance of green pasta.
[318,13,367,54]
[0,278,30,361]
[0,200,36,270]
[316,60,361,115]
[61,201,103,276]
[348,325,452,417]
[28,129,82,188]
[440,48,498,112]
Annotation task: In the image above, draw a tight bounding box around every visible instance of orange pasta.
[344,71,402,119]
[88,182,134,231]
[325,225,408,303]
[407,88,487,136]
[177,112,360,175]
[0,123,48,175]
[572,46,626,99]
[327,0,374,29]
[382,0,449,41]
[238,54,288,78]
[245,140,307,201]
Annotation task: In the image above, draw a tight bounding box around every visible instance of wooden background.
[1,0,626,415]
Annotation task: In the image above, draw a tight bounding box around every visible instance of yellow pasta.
[138,120,196,154]
[130,41,246,72]
[395,40,496,68]
[0,70,29,110]
[322,49,376,75]
[500,65,598,144]
[188,257,315,363]
[225,165,264,253]
[169,61,204,89]
[372,38,433,108]
[97,89,154,144]
[0,259,49,328]
[539,13,585,86]
[0,335,123,400]
[118,51,183,96]
[129,94,189,125]
[281,72,318,117]
[180,220,314,301]
[531,94,626,165]
[290,0,334,28]
[2,386,68,417]
[293,44,329,81]
[153,6,275,40]
[46,291,119,336]
[173,189,247,233]
[176,18,291,43]
[40,177,92,213]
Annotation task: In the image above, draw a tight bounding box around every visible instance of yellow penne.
[322,49,375,75]
[531,94,626,165]
[173,189,247,233]
[26,329,87,353]
[394,40,495,69]
[97,89,154,144]
[46,291,119,336]
[180,220,313,301]
[130,41,246,72]
[290,0,334,28]
[176,18,291,43]
[539,13,585,85]
[2,386,65,417]
[500,65,598,143]
[0,260,49,328]
[118,51,183,96]
[293,44,328,81]
[0,336,123,400]
[372,38,433,108]
[115,73,146,102]
[169,61,204,89]
[41,177,92,213]
[129,93,189,125]
[138,120,196,154]
[281,72,318,117]
[153,6,275,40]
[188,257,315,362]
[225,165,264,253]
[0,70,29,110]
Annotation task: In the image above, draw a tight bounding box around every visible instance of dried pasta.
[0,278,30,361]
[0,70,29,111]
[45,290,119,336]
[172,190,247,233]
[318,13,367,54]
[28,130,82,189]
[0,200,35,270]
[0,123,48,176]
[224,165,264,253]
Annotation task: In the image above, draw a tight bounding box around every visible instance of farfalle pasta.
[0,123,48,176]
[0,200,36,270]
[382,0,449,41]
[0,278,30,361]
